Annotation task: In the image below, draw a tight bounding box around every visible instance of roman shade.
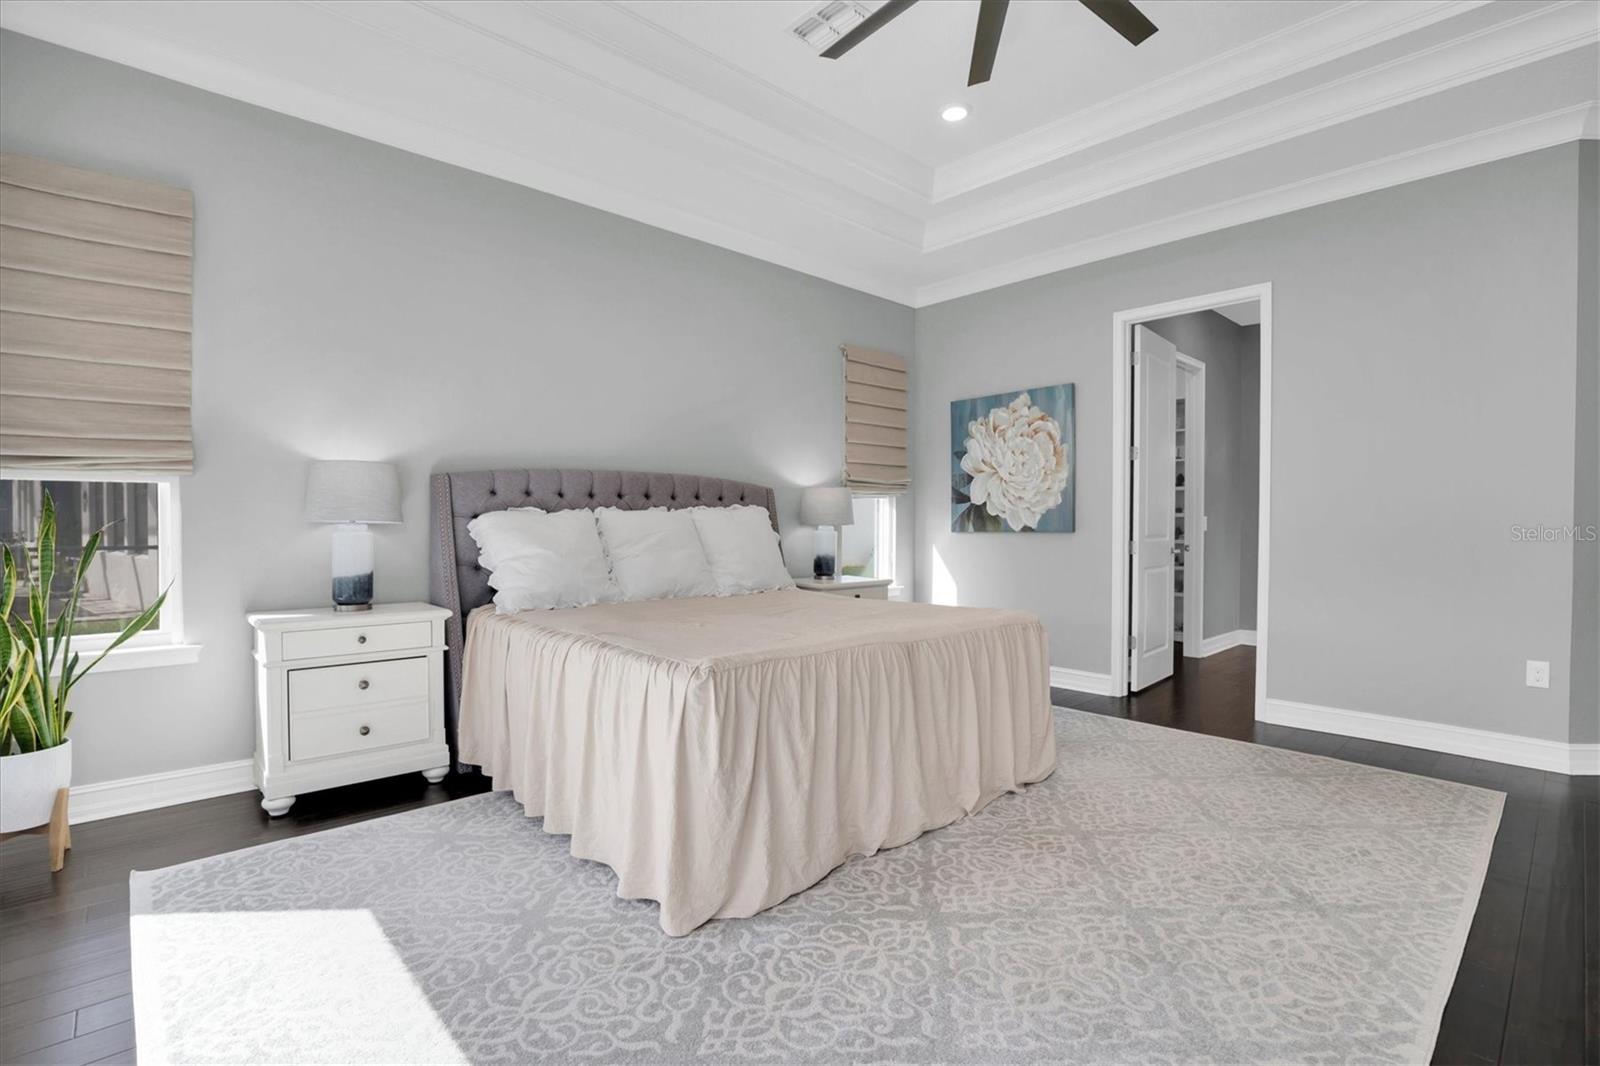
[0,153,193,474]
[842,344,908,494]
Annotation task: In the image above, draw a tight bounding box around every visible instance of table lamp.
[800,486,854,580]
[305,460,401,611]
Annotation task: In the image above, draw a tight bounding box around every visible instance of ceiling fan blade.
[967,0,1010,86]
[821,0,920,60]
[1079,0,1158,46]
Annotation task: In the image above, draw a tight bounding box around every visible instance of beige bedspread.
[459,589,1055,935]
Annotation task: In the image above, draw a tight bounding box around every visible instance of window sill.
[888,584,910,602]
[75,642,203,673]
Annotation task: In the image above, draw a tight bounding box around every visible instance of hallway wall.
[1143,310,1261,640]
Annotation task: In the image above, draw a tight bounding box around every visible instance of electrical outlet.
[1525,660,1550,689]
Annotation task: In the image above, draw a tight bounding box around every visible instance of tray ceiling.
[3,0,1595,306]
[610,0,1346,169]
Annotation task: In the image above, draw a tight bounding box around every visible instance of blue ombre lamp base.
[329,522,375,611]
[812,524,839,580]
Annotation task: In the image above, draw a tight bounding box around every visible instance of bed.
[430,468,1055,935]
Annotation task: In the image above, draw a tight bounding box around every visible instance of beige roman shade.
[0,152,193,473]
[842,344,908,494]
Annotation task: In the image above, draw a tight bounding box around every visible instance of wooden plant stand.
[0,788,71,872]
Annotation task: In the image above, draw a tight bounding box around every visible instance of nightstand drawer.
[290,700,431,761]
[288,657,429,715]
[281,621,432,661]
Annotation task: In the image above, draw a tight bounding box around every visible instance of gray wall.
[1573,141,1599,746]
[1142,310,1260,640]
[3,29,1593,778]
[1239,325,1261,631]
[915,142,1588,745]
[0,32,914,786]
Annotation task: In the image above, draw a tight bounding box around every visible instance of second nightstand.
[248,602,451,817]
[793,575,893,600]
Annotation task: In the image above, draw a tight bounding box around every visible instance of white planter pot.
[0,740,72,833]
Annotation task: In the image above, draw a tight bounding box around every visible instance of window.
[839,495,897,583]
[2,475,187,657]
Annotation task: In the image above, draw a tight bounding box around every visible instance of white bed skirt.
[459,591,1056,935]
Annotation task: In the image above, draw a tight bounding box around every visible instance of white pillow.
[595,507,717,601]
[690,505,795,595]
[466,508,619,612]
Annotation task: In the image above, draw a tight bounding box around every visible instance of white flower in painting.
[960,392,1069,531]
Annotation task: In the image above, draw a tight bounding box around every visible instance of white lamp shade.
[800,486,855,527]
[305,460,402,524]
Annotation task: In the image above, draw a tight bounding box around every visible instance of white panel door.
[1130,325,1177,691]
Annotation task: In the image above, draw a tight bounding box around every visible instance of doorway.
[1109,284,1272,714]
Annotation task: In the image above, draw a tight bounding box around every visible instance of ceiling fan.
[821,0,1158,87]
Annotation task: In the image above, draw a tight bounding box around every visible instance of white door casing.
[1108,282,1270,707]
[1130,325,1177,690]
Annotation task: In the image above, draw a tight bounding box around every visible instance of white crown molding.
[70,759,255,824]
[1192,630,1258,658]
[1050,666,1114,696]
[376,1,927,243]
[1261,698,1597,775]
[536,0,935,205]
[932,0,1491,201]
[0,1,1593,310]
[0,1,923,303]
[914,101,1598,307]
[924,0,1600,251]
[315,0,925,250]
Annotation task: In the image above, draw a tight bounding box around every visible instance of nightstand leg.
[420,767,449,785]
[261,795,296,817]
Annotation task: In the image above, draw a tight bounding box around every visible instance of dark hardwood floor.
[0,772,490,1065]
[1053,643,1599,1066]
[1,645,1593,1064]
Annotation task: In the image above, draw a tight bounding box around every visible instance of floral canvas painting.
[951,384,1075,533]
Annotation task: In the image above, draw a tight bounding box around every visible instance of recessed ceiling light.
[941,105,969,123]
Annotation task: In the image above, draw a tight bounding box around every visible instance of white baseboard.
[1570,745,1600,776]
[1190,629,1257,657]
[70,759,256,824]
[1050,667,1113,696]
[57,699,1596,826]
[1261,698,1597,776]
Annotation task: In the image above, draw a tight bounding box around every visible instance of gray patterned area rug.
[130,709,1503,1064]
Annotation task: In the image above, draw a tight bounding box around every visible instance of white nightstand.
[247,602,451,817]
[793,575,893,600]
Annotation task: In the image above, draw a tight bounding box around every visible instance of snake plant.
[0,638,38,754]
[1,491,166,755]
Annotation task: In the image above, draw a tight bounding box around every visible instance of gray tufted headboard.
[429,468,779,762]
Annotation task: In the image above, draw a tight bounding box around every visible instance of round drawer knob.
[358,679,370,690]
[359,725,371,736]
[357,634,368,645]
